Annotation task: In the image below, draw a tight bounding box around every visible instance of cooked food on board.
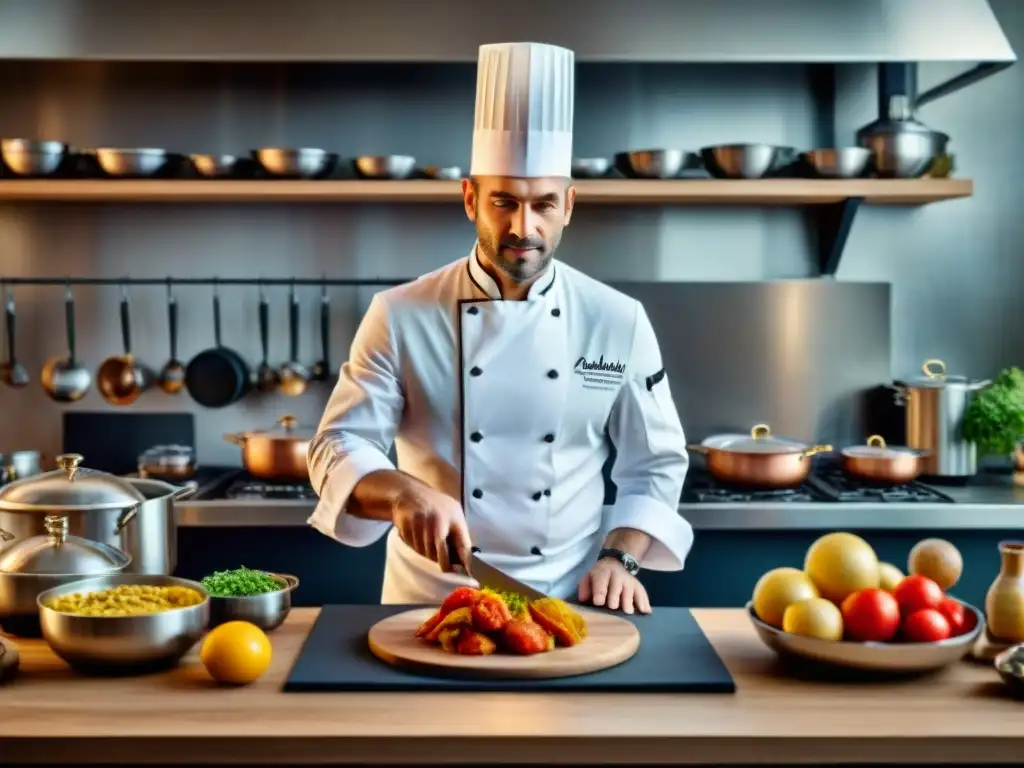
[415,587,588,656]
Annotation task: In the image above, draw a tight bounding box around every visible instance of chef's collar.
[467,243,557,301]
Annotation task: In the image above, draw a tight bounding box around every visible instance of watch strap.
[599,547,640,575]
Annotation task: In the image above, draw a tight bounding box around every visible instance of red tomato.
[937,596,969,636]
[840,588,901,642]
[893,574,944,616]
[901,608,952,643]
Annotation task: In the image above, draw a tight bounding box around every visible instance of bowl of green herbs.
[963,367,1024,464]
[200,567,299,632]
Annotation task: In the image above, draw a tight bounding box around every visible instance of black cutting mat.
[283,605,735,693]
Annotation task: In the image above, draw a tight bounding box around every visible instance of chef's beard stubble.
[474,202,563,285]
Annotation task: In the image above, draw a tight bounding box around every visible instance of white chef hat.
[470,42,575,179]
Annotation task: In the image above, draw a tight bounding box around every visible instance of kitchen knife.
[445,538,547,600]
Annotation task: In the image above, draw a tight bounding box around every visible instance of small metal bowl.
[354,155,417,180]
[571,158,611,178]
[801,147,871,179]
[748,600,984,674]
[615,149,700,179]
[701,144,784,179]
[422,166,462,180]
[1,139,67,176]
[207,573,298,632]
[254,147,331,179]
[94,148,168,177]
[994,644,1024,698]
[37,574,209,675]
[191,153,239,178]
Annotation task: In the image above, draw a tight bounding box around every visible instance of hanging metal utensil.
[311,278,331,383]
[41,281,91,403]
[254,282,279,394]
[96,283,151,406]
[0,284,28,389]
[278,282,309,397]
[158,279,185,395]
[184,280,250,409]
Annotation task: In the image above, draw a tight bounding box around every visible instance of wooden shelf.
[0,178,973,205]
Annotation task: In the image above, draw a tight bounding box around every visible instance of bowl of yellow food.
[37,574,209,675]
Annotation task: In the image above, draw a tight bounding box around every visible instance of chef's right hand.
[392,480,472,573]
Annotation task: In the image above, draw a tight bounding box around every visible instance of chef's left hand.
[577,559,651,615]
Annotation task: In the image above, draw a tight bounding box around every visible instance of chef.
[308,42,693,614]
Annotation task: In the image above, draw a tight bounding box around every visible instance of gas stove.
[681,463,955,504]
[190,468,317,502]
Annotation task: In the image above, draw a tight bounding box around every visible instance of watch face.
[622,553,640,576]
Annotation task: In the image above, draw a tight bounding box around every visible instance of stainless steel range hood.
[0,0,1014,64]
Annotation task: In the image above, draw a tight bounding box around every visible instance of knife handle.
[446,538,478,573]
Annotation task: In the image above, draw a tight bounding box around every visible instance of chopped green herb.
[201,566,282,597]
[963,367,1024,458]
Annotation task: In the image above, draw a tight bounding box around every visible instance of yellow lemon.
[782,597,844,641]
[805,532,880,604]
[878,562,905,592]
[200,621,272,685]
[752,567,819,628]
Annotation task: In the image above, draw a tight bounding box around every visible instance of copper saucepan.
[224,415,313,482]
[687,424,833,488]
[839,435,929,485]
[97,284,152,406]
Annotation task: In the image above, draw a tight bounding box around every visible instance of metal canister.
[893,359,991,478]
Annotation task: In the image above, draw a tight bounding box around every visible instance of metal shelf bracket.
[815,196,863,277]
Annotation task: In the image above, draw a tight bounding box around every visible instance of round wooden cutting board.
[367,607,640,679]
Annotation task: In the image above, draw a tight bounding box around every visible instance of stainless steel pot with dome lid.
[0,452,142,559]
[0,513,130,633]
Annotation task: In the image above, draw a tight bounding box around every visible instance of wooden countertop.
[0,608,1019,765]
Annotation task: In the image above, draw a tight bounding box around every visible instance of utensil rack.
[0,277,410,287]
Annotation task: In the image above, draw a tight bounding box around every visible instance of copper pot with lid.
[839,435,929,485]
[224,415,313,482]
[687,424,833,488]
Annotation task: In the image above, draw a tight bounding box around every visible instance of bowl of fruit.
[748,534,983,673]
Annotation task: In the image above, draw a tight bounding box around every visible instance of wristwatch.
[599,548,640,577]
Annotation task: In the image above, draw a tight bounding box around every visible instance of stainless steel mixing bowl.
[353,155,417,180]
[1,140,67,176]
[701,144,784,179]
[190,154,239,177]
[37,573,209,675]
[615,149,700,179]
[94,148,168,177]
[571,158,611,178]
[207,573,298,631]
[254,147,331,178]
[801,148,871,179]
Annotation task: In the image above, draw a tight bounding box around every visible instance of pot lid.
[0,515,129,575]
[702,424,811,454]
[138,444,194,469]
[895,358,991,390]
[243,415,315,440]
[856,96,950,141]
[842,435,922,459]
[0,454,146,513]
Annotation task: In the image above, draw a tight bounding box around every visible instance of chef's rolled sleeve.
[307,293,402,547]
[605,304,693,571]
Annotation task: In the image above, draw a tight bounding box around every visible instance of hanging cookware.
[0,513,131,633]
[0,284,28,389]
[41,283,92,403]
[158,280,186,395]
[687,424,833,488]
[892,359,990,479]
[184,282,251,408]
[97,283,152,406]
[224,415,313,481]
[839,435,929,486]
[278,283,309,397]
[311,279,331,383]
[254,283,279,394]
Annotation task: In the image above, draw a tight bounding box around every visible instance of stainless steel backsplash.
[612,281,891,447]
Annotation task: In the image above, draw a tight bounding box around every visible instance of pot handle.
[867,435,886,448]
[686,444,710,456]
[115,503,139,533]
[922,359,946,379]
[171,481,199,502]
[224,433,246,445]
[0,526,14,543]
[751,423,771,439]
[799,444,834,461]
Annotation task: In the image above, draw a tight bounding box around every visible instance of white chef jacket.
[307,245,693,604]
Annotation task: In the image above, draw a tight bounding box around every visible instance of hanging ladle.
[41,281,92,402]
[278,281,309,397]
[254,282,279,394]
[0,283,28,389]
[158,279,185,394]
[311,279,331,383]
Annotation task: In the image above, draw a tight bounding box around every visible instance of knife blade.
[467,553,549,602]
